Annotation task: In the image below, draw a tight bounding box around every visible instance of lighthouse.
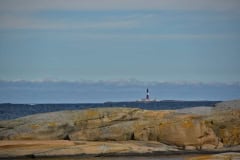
[146,88,150,100]
[137,88,158,102]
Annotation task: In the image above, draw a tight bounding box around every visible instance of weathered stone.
[70,121,136,141]
[0,140,178,158]
[156,115,222,149]
[205,100,240,147]
[0,99,240,150]
[176,106,213,115]
[187,152,240,160]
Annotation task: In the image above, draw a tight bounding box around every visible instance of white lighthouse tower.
[137,88,159,102]
[146,88,150,100]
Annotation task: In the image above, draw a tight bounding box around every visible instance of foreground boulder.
[205,100,240,147]
[0,99,240,150]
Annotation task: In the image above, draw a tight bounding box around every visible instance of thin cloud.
[1,0,240,12]
[1,14,235,40]
[0,14,139,30]
[68,33,239,40]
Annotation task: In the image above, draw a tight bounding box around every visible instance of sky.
[0,0,240,102]
[0,0,240,83]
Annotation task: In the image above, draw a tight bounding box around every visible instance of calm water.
[0,101,219,120]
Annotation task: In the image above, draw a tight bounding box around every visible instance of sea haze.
[0,80,239,103]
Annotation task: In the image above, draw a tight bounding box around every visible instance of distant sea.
[0,101,219,120]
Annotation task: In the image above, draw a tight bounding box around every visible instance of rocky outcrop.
[0,99,240,152]
[205,100,240,147]
[176,106,213,115]
[0,140,239,159]
[187,152,240,160]
[0,140,178,158]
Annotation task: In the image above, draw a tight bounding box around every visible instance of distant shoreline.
[0,99,221,105]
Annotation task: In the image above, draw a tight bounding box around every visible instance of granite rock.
[1,99,240,150]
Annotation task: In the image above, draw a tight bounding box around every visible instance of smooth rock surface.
[0,99,240,155]
[176,106,213,115]
[187,152,240,160]
[0,140,178,158]
[0,107,222,149]
[205,100,240,147]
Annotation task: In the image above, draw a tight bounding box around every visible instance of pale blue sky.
[0,0,240,83]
